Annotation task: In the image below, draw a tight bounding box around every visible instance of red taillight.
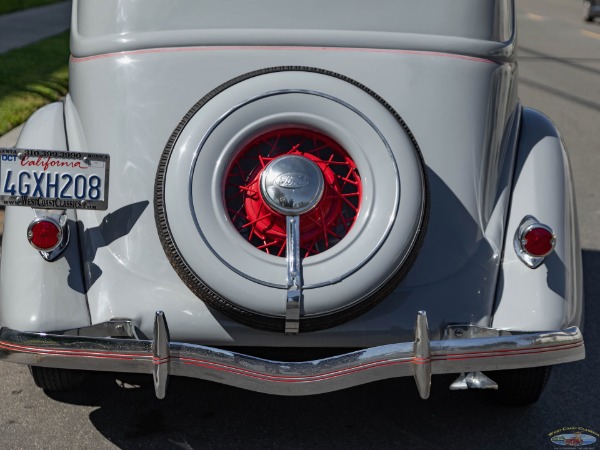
[514,217,556,268]
[521,226,555,257]
[28,219,62,251]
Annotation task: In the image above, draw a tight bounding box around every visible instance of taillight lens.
[514,217,556,269]
[521,226,555,257]
[28,219,62,251]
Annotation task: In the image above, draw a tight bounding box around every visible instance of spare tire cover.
[155,67,428,332]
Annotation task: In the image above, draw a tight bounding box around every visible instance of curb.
[0,124,23,148]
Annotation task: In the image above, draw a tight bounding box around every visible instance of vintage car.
[0,0,585,405]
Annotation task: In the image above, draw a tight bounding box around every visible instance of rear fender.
[0,102,90,331]
[492,108,583,331]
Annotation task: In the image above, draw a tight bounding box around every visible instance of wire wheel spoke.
[224,127,362,257]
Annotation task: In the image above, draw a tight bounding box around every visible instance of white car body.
[0,0,584,403]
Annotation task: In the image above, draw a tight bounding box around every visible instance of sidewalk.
[0,2,72,232]
[0,124,22,148]
[0,1,72,54]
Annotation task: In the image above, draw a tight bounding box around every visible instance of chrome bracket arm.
[258,154,323,335]
[285,215,302,334]
[450,372,498,390]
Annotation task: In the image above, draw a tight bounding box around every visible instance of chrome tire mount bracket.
[285,215,302,334]
[259,154,325,334]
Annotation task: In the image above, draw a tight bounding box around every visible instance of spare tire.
[155,67,428,332]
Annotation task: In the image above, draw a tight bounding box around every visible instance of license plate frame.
[0,148,110,210]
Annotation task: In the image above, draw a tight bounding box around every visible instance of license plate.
[0,148,110,210]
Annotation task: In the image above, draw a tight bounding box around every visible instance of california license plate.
[0,148,109,210]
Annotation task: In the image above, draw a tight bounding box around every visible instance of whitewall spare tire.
[155,67,428,332]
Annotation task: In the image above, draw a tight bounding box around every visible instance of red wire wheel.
[225,128,362,257]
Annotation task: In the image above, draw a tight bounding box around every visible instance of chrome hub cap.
[260,155,325,216]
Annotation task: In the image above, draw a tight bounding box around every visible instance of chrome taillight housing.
[27,211,70,261]
[514,216,556,269]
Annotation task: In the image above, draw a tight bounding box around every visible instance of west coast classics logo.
[549,427,598,447]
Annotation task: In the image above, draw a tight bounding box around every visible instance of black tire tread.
[489,366,552,406]
[29,366,85,392]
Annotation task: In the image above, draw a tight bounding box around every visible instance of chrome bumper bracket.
[449,371,499,390]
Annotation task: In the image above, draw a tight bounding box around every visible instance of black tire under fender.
[29,366,86,392]
[488,366,553,406]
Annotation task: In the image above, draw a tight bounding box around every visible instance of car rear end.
[0,0,584,403]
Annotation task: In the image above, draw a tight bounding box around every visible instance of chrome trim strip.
[0,312,584,398]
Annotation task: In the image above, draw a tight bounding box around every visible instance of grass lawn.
[0,0,66,15]
[0,31,70,136]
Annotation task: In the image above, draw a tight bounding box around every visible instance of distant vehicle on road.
[583,0,600,21]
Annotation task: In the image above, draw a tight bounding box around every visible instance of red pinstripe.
[0,339,583,384]
[70,46,496,64]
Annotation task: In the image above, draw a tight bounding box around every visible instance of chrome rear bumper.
[0,311,584,399]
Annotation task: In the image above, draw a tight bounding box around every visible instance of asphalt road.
[1,0,599,449]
